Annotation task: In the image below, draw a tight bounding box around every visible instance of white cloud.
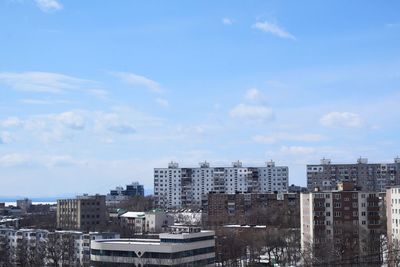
[56,111,85,130]
[245,88,264,101]
[280,146,315,155]
[230,103,274,122]
[320,112,363,128]
[95,113,136,135]
[1,117,22,128]
[222,18,233,25]
[35,0,62,12]
[0,132,13,144]
[0,153,31,167]
[112,72,162,93]
[88,89,109,100]
[155,98,169,108]
[252,21,296,40]
[0,71,92,93]
[253,133,325,144]
[19,98,72,105]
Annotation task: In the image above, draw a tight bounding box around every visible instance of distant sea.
[3,201,56,207]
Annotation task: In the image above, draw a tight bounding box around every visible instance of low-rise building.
[90,226,215,266]
[206,192,300,227]
[106,182,145,206]
[119,210,174,234]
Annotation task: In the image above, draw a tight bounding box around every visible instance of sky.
[0,0,400,198]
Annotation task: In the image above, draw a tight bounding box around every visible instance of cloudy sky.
[0,0,400,198]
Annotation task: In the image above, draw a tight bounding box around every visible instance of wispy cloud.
[112,72,163,93]
[0,132,13,144]
[222,18,234,25]
[245,88,264,102]
[230,104,274,122]
[0,72,94,93]
[252,21,296,40]
[35,0,63,13]
[19,99,72,105]
[280,145,315,155]
[1,117,22,128]
[230,89,274,122]
[320,112,363,128]
[253,133,326,144]
[155,98,169,108]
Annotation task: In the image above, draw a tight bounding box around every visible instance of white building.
[387,186,400,259]
[0,227,119,266]
[119,210,174,234]
[90,226,215,266]
[154,160,289,208]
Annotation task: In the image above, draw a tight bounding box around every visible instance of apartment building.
[90,226,215,266]
[386,186,400,265]
[0,228,119,266]
[57,194,107,231]
[206,192,299,227]
[307,157,400,192]
[154,160,289,208]
[300,182,385,264]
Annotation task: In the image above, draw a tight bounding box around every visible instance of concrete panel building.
[307,157,400,192]
[154,160,289,208]
[57,194,107,231]
[300,182,385,264]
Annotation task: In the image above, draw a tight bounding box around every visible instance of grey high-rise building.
[307,157,400,192]
[57,194,107,231]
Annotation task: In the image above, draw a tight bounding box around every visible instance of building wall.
[57,195,107,231]
[90,228,215,267]
[206,192,299,227]
[307,158,400,192]
[154,161,289,208]
[300,188,385,262]
[387,187,400,251]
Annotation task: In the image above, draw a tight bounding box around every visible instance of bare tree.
[46,233,64,267]
[0,235,13,267]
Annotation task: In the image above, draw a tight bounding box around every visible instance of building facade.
[90,226,215,267]
[386,186,400,265]
[57,194,107,231]
[307,157,400,192]
[106,182,145,206]
[119,210,174,234]
[206,192,299,227]
[300,182,385,264]
[154,160,289,208]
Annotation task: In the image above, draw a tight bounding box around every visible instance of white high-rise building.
[154,160,289,208]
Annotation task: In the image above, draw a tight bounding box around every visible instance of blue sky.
[0,0,400,197]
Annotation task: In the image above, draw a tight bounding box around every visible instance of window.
[334,211,342,217]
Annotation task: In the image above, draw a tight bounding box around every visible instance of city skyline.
[1,0,400,197]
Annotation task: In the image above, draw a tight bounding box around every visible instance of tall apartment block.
[307,157,400,192]
[154,160,289,208]
[300,182,385,263]
[386,186,400,262]
[57,194,107,231]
